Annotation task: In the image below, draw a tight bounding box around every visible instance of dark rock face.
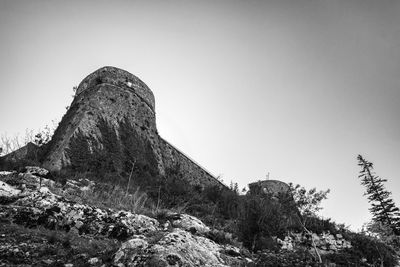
[41,66,222,188]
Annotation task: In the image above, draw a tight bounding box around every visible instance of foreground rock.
[114,229,247,266]
[277,232,352,254]
[0,178,158,240]
[0,168,248,266]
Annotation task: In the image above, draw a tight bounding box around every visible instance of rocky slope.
[0,167,366,267]
[0,168,249,266]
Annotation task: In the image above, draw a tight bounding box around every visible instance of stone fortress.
[1,66,290,193]
[248,180,291,196]
[41,66,224,188]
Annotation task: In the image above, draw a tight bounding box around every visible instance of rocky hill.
[0,168,248,266]
[1,67,398,266]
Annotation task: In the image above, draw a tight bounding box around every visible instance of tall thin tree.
[357,155,400,235]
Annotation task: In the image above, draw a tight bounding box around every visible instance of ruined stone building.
[27,66,223,188]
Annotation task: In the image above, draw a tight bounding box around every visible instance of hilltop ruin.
[5,66,223,188]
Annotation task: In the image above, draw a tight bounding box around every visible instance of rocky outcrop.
[114,228,249,267]
[167,213,210,235]
[0,168,248,266]
[277,232,352,254]
[0,176,159,240]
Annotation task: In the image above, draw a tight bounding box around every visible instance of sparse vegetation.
[49,181,149,214]
[2,105,400,265]
[0,123,56,157]
[0,222,120,266]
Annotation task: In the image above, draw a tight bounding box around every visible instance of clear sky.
[1,0,399,230]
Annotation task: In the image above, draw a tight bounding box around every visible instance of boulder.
[167,213,210,234]
[0,181,21,197]
[23,166,49,177]
[114,229,246,266]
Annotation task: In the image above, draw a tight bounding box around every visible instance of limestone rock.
[0,181,21,198]
[151,229,226,266]
[113,235,149,263]
[0,169,246,267]
[0,172,159,240]
[277,231,352,254]
[114,229,246,267]
[167,213,210,234]
[23,166,49,177]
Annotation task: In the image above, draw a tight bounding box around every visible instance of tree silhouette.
[357,155,400,235]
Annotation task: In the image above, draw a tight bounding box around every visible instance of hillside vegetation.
[0,66,399,266]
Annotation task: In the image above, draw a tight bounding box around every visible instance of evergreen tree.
[357,155,400,235]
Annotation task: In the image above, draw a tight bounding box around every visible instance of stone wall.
[76,66,155,112]
[159,138,224,188]
[248,180,290,196]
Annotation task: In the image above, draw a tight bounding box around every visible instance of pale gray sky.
[1,0,399,230]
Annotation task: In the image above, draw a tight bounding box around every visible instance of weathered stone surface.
[167,213,210,234]
[114,229,247,267]
[0,181,21,198]
[113,235,149,263]
[23,166,49,177]
[0,172,159,240]
[0,169,247,267]
[276,231,352,254]
[248,179,291,196]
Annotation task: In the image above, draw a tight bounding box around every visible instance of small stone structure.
[248,180,290,196]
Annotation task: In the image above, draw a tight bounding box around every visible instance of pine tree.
[357,155,400,235]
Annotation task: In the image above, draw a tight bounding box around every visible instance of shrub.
[48,179,149,214]
[255,249,317,267]
[205,228,238,246]
[302,216,339,235]
[334,232,399,267]
[237,193,300,251]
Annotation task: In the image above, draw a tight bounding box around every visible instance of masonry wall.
[76,66,155,112]
[159,138,224,189]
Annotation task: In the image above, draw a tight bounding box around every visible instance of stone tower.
[41,66,222,188]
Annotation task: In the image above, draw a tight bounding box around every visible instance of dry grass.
[49,179,148,214]
[0,221,120,266]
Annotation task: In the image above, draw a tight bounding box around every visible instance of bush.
[303,216,340,235]
[237,193,300,251]
[332,232,399,267]
[255,249,317,267]
[49,180,149,214]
